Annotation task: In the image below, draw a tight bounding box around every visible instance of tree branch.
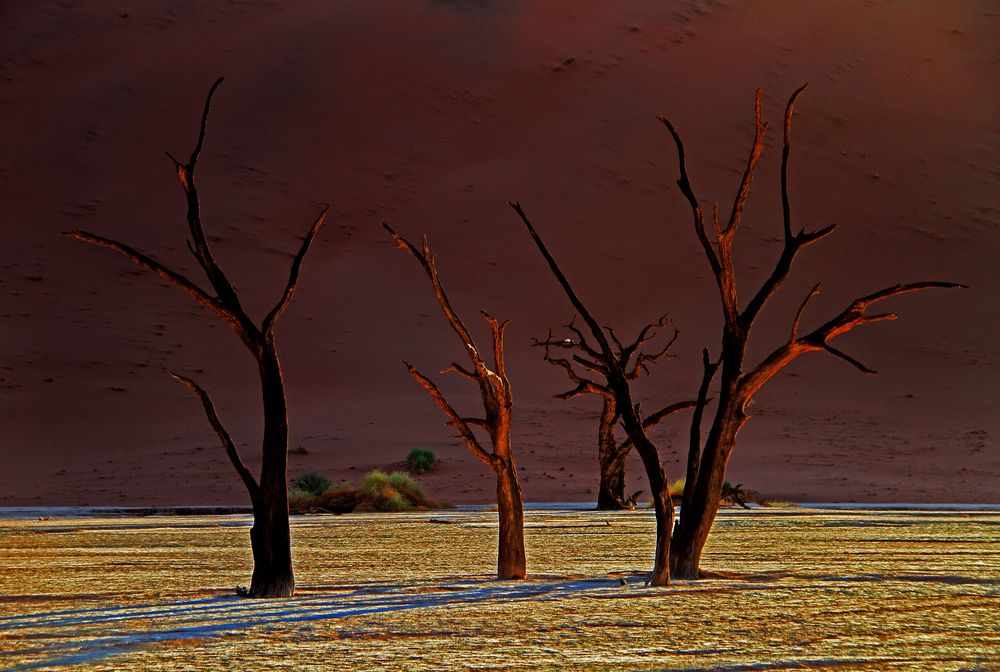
[565,317,602,359]
[510,203,617,360]
[444,362,478,381]
[64,230,252,344]
[404,362,498,470]
[790,282,822,340]
[741,281,966,397]
[657,116,721,277]
[384,223,486,373]
[725,89,768,235]
[165,77,247,319]
[535,333,609,399]
[482,311,510,383]
[683,349,721,513]
[262,205,329,334]
[822,343,878,374]
[739,86,837,330]
[619,400,699,450]
[169,372,260,500]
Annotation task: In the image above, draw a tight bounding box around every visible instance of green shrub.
[379,492,408,512]
[405,448,436,473]
[388,471,435,508]
[362,469,391,495]
[289,469,439,514]
[360,470,437,510]
[668,478,686,497]
[293,471,331,496]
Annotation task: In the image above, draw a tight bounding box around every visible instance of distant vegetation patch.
[405,448,436,473]
[289,470,440,514]
[292,471,331,496]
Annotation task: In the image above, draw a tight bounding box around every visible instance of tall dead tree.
[385,224,526,580]
[534,317,695,510]
[511,203,676,586]
[66,78,327,598]
[514,87,962,585]
[660,86,964,578]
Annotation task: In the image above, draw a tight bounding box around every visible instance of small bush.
[388,471,435,508]
[293,471,331,496]
[405,448,436,473]
[668,477,686,497]
[360,470,437,510]
[362,469,391,495]
[314,484,357,514]
[288,469,440,514]
[288,488,316,512]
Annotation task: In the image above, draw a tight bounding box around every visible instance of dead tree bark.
[659,86,965,579]
[511,203,678,586]
[66,78,327,598]
[385,224,526,580]
[533,318,694,510]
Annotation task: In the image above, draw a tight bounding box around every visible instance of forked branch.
[262,206,330,334]
[404,362,498,469]
[741,281,966,397]
[169,372,260,500]
[384,223,485,373]
[67,78,327,354]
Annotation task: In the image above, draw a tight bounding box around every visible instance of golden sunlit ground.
[1,507,998,671]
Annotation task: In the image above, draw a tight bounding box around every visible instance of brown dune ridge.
[1,1,996,507]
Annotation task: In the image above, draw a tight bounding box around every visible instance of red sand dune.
[1,1,997,506]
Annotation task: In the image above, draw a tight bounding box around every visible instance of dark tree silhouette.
[385,224,526,580]
[66,78,327,598]
[514,86,962,585]
[659,86,965,578]
[511,202,677,585]
[533,317,695,510]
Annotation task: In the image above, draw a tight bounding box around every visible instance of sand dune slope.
[1,1,997,505]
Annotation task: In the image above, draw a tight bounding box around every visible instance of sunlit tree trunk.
[387,225,527,580]
[660,86,963,579]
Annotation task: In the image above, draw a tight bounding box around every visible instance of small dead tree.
[534,316,695,510]
[385,224,526,580]
[660,86,965,578]
[66,78,327,598]
[511,202,677,586]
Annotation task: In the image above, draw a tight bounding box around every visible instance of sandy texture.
[3,509,999,669]
[1,1,997,505]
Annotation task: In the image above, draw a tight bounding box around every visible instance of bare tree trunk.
[248,342,295,597]
[387,225,527,580]
[68,78,327,598]
[496,460,526,579]
[649,473,674,585]
[249,493,294,597]
[596,398,628,510]
[671,406,741,579]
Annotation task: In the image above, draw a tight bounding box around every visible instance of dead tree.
[534,317,695,510]
[660,86,964,578]
[511,203,677,586]
[66,78,327,598]
[385,224,526,580]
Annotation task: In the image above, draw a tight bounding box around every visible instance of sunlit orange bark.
[661,87,964,578]
[387,225,526,580]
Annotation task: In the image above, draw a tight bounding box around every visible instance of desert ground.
[2,506,999,670]
[1,1,997,507]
